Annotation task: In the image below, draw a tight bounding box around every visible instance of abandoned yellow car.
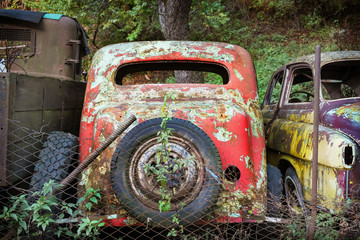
[262,51,360,213]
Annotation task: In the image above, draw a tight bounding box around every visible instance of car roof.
[286,51,360,66]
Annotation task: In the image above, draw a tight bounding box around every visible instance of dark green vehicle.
[0,10,88,187]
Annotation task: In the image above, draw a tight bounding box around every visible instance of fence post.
[308,45,321,239]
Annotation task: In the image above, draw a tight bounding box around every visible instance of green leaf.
[66,230,75,237]
[85,188,95,196]
[73,210,79,216]
[67,208,73,216]
[90,219,100,224]
[10,213,18,221]
[90,197,98,204]
[67,203,76,208]
[85,202,92,210]
[94,192,101,199]
[55,229,62,238]
[98,222,105,227]
[19,220,27,231]
[86,227,92,236]
[82,217,91,223]
[42,205,52,212]
[167,228,177,237]
[41,222,47,231]
[2,206,8,213]
[77,224,86,236]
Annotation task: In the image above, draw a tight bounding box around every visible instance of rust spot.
[218,104,228,120]
[216,88,224,95]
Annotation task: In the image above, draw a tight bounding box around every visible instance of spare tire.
[28,131,78,204]
[111,118,222,227]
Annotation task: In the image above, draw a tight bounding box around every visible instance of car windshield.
[115,62,229,85]
[321,60,360,100]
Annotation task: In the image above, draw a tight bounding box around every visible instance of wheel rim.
[129,135,205,211]
[284,175,306,215]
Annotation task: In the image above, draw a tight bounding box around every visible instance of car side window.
[269,72,284,104]
[263,70,284,106]
[288,67,314,103]
[321,60,360,100]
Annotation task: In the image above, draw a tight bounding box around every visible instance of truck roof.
[93,41,251,66]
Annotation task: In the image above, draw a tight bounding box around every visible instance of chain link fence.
[1,120,360,240]
[0,39,30,73]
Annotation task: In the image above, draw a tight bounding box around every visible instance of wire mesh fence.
[0,40,30,73]
[1,119,360,240]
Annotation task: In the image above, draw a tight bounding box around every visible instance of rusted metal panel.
[0,10,88,186]
[323,102,360,145]
[79,41,266,225]
[0,73,9,186]
[267,113,359,209]
[4,73,86,185]
[0,13,88,81]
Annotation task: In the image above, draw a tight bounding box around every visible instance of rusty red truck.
[77,41,270,227]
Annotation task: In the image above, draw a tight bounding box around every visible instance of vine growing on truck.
[143,93,195,237]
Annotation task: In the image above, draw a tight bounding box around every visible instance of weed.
[143,92,197,237]
[0,180,103,239]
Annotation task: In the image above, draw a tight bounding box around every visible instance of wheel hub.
[129,136,205,211]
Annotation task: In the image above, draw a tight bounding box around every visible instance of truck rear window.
[115,62,229,85]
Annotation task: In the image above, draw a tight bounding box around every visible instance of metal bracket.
[65,39,81,64]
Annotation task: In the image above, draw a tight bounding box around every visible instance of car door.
[265,62,316,201]
[262,67,286,128]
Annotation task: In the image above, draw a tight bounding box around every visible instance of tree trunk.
[158,0,203,83]
[158,0,192,40]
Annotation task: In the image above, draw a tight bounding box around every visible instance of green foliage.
[285,214,307,240]
[2,0,27,9]
[18,0,359,101]
[165,76,176,84]
[22,0,232,48]
[252,0,299,21]
[78,188,102,211]
[77,217,105,240]
[286,209,351,240]
[251,39,292,101]
[302,12,322,29]
[143,93,195,236]
[0,194,30,236]
[23,0,161,47]
[204,72,223,85]
[249,33,339,102]
[188,1,347,101]
[190,0,230,39]
[0,180,103,239]
[314,212,340,239]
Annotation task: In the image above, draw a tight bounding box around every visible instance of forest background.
[2,0,360,102]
